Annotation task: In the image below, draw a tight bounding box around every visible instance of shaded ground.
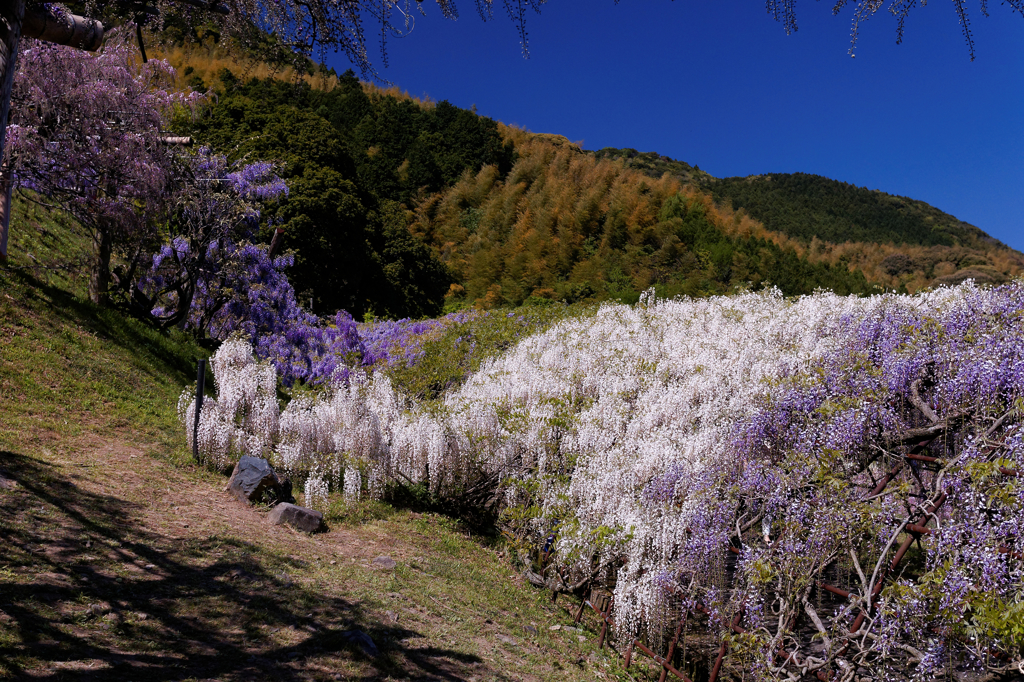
[0,438,632,681]
[0,191,662,682]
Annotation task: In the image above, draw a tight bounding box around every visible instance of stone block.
[225,456,292,505]
[267,502,323,533]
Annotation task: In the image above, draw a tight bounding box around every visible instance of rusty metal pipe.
[850,493,947,634]
[695,604,745,635]
[708,639,728,682]
[658,615,686,682]
[869,462,903,497]
[572,598,586,625]
[905,453,939,463]
[632,640,692,682]
[818,582,856,599]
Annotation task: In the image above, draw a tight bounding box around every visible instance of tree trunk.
[89,223,112,305]
[0,0,25,260]
[0,162,11,259]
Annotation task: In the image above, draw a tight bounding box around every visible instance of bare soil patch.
[0,438,628,681]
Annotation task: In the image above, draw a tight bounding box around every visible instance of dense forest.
[179,70,513,318]
[595,147,1024,293]
[178,69,875,316]
[409,131,868,306]
[704,172,997,247]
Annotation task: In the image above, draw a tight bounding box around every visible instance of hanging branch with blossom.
[5,28,200,303]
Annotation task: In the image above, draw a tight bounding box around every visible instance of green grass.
[0,194,208,457]
[379,302,597,403]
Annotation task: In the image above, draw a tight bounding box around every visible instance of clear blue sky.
[324,2,1024,252]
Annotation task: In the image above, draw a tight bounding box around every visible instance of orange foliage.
[410,126,749,307]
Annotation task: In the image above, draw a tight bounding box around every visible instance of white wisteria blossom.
[179,337,279,470]
[181,282,1024,678]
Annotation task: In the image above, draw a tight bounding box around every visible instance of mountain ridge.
[587,147,1022,292]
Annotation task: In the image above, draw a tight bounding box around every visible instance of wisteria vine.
[182,282,1024,680]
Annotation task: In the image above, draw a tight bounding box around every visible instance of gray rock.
[267,503,323,533]
[225,456,293,505]
[372,556,397,570]
[341,629,378,658]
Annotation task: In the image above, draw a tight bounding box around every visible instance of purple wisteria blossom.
[644,282,1024,679]
[358,310,476,367]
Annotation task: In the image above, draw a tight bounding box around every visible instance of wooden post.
[268,227,285,257]
[0,161,11,260]
[192,359,206,461]
[597,596,612,649]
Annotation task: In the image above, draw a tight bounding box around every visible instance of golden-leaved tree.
[410,128,871,308]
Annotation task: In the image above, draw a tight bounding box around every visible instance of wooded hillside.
[167,41,1021,315]
[598,145,1023,293]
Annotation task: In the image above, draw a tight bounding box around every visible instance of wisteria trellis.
[182,282,1024,680]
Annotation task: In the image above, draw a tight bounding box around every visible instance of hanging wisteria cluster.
[183,281,1024,679]
[179,338,279,471]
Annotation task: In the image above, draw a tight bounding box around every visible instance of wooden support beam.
[22,7,103,51]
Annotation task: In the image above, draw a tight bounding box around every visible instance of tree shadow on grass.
[0,450,488,681]
[3,268,204,394]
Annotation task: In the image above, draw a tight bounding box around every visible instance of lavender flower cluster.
[647,282,1024,678]
[359,311,477,367]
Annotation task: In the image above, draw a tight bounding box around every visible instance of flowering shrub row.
[182,282,1024,679]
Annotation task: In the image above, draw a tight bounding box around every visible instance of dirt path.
[0,438,622,681]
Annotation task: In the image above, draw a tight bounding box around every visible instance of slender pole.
[0,162,11,259]
[192,359,206,461]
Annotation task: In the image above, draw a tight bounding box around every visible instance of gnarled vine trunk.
[89,222,113,305]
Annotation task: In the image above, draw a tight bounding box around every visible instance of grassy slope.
[0,198,650,681]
